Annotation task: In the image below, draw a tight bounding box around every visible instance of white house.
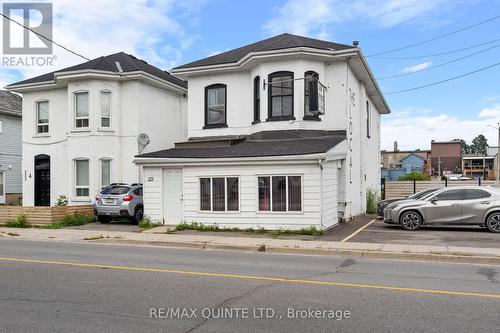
[7,52,187,206]
[134,33,391,230]
[0,91,22,205]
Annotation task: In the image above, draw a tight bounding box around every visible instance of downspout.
[318,158,324,229]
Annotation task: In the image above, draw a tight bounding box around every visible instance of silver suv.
[94,183,144,224]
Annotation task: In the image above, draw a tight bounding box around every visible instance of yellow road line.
[341,218,377,242]
[1,256,500,299]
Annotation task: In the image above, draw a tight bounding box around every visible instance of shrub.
[139,216,161,229]
[398,172,431,181]
[44,213,96,229]
[55,195,69,206]
[6,213,29,228]
[366,188,380,214]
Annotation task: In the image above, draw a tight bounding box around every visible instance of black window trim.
[303,71,321,121]
[267,71,295,122]
[204,83,228,129]
[252,76,261,125]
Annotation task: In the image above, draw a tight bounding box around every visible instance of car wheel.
[133,206,144,224]
[485,213,500,233]
[98,215,111,224]
[400,211,422,231]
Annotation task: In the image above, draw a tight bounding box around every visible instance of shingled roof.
[8,52,187,88]
[0,90,22,117]
[173,33,354,70]
[137,130,346,159]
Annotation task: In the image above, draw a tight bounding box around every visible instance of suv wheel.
[400,211,422,231]
[133,206,144,224]
[98,215,111,224]
[485,213,500,233]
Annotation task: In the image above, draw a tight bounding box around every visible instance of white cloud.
[402,61,432,73]
[381,105,500,151]
[263,0,462,37]
[0,0,206,84]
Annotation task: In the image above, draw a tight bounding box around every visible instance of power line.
[365,14,500,57]
[384,61,500,95]
[0,12,91,61]
[376,43,500,80]
[371,37,500,60]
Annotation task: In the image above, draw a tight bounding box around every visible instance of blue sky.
[2,0,500,150]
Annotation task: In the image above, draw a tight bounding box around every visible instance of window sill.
[266,116,295,122]
[303,115,321,121]
[33,133,50,138]
[198,210,241,214]
[251,120,261,125]
[70,128,91,133]
[203,124,228,129]
[256,211,304,215]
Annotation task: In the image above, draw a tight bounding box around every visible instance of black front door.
[34,155,50,206]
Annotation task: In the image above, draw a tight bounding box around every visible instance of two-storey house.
[135,33,390,230]
[0,91,22,205]
[7,52,187,206]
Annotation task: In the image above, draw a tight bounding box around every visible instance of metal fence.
[383,180,499,199]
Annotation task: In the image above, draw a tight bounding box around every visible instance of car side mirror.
[430,198,438,204]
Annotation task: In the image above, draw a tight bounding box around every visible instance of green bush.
[175,222,323,236]
[366,188,380,214]
[6,213,29,228]
[44,213,96,229]
[55,195,68,206]
[138,216,161,229]
[398,172,431,181]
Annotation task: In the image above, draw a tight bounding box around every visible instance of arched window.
[253,76,260,124]
[204,84,227,128]
[267,71,294,120]
[304,71,320,120]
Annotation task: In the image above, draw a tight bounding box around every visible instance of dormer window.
[204,84,227,129]
[304,71,320,121]
[75,92,89,128]
[267,71,294,121]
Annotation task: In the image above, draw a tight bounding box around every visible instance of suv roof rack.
[130,183,143,186]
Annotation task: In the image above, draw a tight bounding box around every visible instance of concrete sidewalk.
[1,226,500,265]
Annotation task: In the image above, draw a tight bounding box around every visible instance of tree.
[455,138,470,154]
[470,134,488,154]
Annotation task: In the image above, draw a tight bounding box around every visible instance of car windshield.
[409,188,439,200]
[101,186,130,195]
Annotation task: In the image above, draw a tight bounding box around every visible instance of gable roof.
[401,153,426,162]
[136,130,346,159]
[0,90,22,117]
[173,33,353,70]
[7,52,187,89]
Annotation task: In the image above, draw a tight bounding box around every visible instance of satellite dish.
[138,133,150,153]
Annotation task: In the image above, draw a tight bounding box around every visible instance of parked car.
[377,188,440,217]
[383,186,500,233]
[94,183,143,223]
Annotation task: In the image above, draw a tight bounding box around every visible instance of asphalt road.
[1,239,499,333]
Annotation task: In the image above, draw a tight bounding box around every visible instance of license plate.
[105,199,115,204]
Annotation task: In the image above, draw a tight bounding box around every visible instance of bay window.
[204,84,227,128]
[75,159,89,197]
[75,92,89,128]
[258,175,302,212]
[36,100,49,133]
[304,71,320,120]
[268,71,294,120]
[253,76,260,123]
[200,177,239,211]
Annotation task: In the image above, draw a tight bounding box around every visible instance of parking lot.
[321,216,500,249]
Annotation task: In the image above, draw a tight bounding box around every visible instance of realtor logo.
[2,2,53,54]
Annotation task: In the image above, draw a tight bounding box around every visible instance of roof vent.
[352,40,359,47]
[115,61,123,72]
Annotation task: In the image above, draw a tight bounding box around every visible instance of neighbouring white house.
[7,52,187,206]
[0,91,22,205]
[134,33,391,230]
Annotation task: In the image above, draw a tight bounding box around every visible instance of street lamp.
[487,123,500,182]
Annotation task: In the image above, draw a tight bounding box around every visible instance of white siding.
[143,167,163,221]
[0,113,22,194]
[321,160,339,228]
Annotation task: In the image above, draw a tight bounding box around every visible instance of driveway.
[320,216,500,248]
